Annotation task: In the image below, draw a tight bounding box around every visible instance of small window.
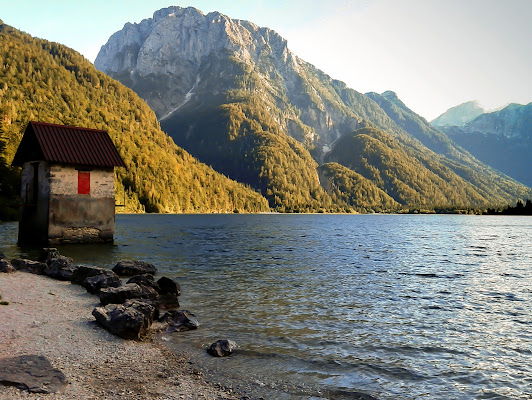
[78,171,90,195]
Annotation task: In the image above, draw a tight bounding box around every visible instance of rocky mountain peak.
[431,100,485,127]
[96,6,295,77]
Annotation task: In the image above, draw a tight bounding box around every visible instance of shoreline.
[0,271,238,399]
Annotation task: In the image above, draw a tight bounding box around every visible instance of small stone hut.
[12,121,126,244]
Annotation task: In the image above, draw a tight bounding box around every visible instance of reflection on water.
[1,214,531,399]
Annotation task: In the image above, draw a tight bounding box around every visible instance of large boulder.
[153,310,199,333]
[39,248,63,265]
[99,282,159,306]
[99,283,143,305]
[127,274,160,292]
[92,299,156,340]
[71,265,114,284]
[157,276,181,296]
[207,340,237,357]
[11,259,47,275]
[155,276,181,310]
[112,260,157,276]
[43,257,77,281]
[0,259,15,273]
[81,272,122,295]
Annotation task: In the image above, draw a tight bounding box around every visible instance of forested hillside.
[0,20,269,218]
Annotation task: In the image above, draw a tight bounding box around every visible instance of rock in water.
[154,310,199,332]
[0,355,67,393]
[127,274,161,292]
[112,260,157,276]
[207,339,237,357]
[92,299,156,340]
[157,276,181,296]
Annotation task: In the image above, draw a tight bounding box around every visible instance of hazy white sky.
[2,0,531,120]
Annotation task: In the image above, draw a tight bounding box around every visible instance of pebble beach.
[0,271,237,399]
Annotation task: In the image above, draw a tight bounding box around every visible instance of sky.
[2,0,531,121]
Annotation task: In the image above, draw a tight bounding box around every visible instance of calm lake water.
[1,214,531,399]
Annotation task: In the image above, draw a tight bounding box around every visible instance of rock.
[112,260,157,276]
[43,256,77,280]
[154,310,199,333]
[157,276,181,296]
[39,248,62,265]
[0,355,67,393]
[81,271,122,294]
[207,339,237,357]
[0,250,6,259]
[157,293,180,310]
[11,259,47,275]
[0,259,15,273]
[137,283,159,301]
[92,299,156,340]
[127,274,161,292]
[71,265,114,284]
[99,283,143,305]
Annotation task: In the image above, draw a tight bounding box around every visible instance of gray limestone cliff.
[95,6,365,157]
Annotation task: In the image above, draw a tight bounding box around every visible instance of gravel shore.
[0,271,237,399]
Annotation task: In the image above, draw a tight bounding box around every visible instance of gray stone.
[43,256,77,280]
[0,259,15,273]
[156,276,181,296]
[0,355,67,393]
[71,265,113,284]
[39,248,62,265]
[11,259,47,275]
[155,310,199,333]
[207,339,237,357]
[157,292,180,310]
[92,299,156,340]
[127,274,160,292]
[99,283,143,305]
[112,260,157,276]
[81,271,122,294]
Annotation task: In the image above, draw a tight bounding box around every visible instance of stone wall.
[48,165,116,244]
[18,162,117,244]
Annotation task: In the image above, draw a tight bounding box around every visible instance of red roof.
[12,122,126,168]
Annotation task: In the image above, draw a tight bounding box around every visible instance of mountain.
[441,103,532,187]
[431,101,485,127]
[95,6,531,210]
[0,19,270,217]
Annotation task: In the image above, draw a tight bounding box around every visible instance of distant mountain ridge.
[95,6,531,210]
[431,101,485,127]
[440,103,532,187]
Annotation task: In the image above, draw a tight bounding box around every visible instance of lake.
[1,214,531,399]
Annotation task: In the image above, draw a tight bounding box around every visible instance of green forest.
[0,20,270,220]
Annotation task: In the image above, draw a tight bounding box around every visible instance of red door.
[78,171,90,195]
